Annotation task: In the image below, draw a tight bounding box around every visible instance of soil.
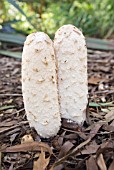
[0,49,114,170]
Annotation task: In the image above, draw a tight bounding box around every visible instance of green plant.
[0,0,114,38]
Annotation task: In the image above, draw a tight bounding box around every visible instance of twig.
[0,94,22,97]
[11,108,25,116]
[0,121,29,134]
[62,127,113,135]
[95,90,114,95]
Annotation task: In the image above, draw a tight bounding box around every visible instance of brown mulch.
[0,49,114,170]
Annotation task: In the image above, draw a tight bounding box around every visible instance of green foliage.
[0,0,114,38]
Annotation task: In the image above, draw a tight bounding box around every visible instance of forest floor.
[0,49,114,170]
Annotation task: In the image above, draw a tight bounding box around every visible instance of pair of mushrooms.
[22,24,88,138]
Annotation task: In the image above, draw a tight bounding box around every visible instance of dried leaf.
[64,167,76,170]
[97,153,107,170]
[0,125,19,134]
[8,163,14,170]
[0,152,1,168]
[57,131,66,147]
[81,144,99,155]
[63,128,87,140]
[51,137,91,168]
[102,124,114,132]
[0,120,18,127]
[10,133,18,143]
[108,160,114,170]
[50,166,54,170]
[88,77,101,85]
[91,111,103,119]
[0,142,53,155]
[33,148,50,170]
[54,164,64,170]
[100,141,112,149]
[64,133,78,140]
[58,141,74,158]
[88,123,102,139]
[110,120,114,126]
[105,110,114,122]
[86,156,98,170]
[97,145,114,157]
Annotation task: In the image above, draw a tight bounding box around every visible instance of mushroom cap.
[22,32,61,138]
[54,25,88,124]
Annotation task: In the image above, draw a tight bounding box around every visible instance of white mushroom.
[22,32,61,138]
[54,25,88,124]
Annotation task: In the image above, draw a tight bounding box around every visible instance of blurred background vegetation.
[0,0,114,38]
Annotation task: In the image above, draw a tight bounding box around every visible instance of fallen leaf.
[88,123,102,139]
[105,110,114,122]
[0,152,1,168]
[110,120,114,126]
[33,148,50,170]
[64,167,77,170]
[90,111,103,119]
[0,120,18,127]
[100,141,113,149]
[97,153,107,170]
[108,160,114,170]
[52,132,66,150]
[102,124,114,132]
[51,137,91,168]
[97,145,114,158]
[53,164,64,170]
[58,141,74,158]
[58,131,66,146]
[0,142,53,155]
[0,125,19,134]
[8,163,14,170]
[2,108,16,114]
[10,133,18,143]
[64,133,78,140]
[50,164,73,170]
[86,156,98,170]
[62,128,87,140]
[81,144,99,155]
[88,77,101,85]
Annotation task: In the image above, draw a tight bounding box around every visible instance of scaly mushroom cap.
[54,25,88,124]
[22,32,61,138]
